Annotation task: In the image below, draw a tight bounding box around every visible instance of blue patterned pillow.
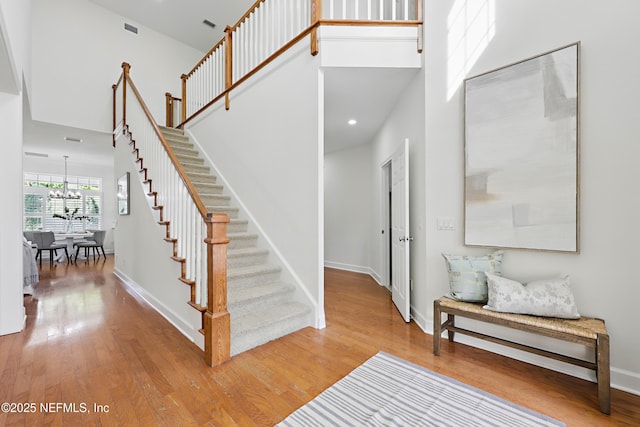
[442,251,504,302]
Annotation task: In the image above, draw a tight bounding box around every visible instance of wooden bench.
[433,296,610,414]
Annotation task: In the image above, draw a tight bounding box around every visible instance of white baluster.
[236,24,241,80]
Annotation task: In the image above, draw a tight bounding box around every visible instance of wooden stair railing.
[166,0,423,129]
[113,62,231,367]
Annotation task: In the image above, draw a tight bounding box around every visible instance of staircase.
[157,126,311,356]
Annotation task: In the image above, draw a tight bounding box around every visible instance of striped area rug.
[277,352,565,427]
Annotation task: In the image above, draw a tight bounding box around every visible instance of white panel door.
[391,138,411,322]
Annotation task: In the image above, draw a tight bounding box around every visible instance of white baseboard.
[113,268,204,350]
[324,260,369,274]
[410,306,428,333]
[324,261,385,287]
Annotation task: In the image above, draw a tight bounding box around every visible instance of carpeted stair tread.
[159,126,185,136]
[187,172,217,185]
[228,281,295,315]
[182,163,211,175]
[166,139,194,150]
[208,206,239,218]
[228,263,281,283]
[176,152,205,163]
[194,182,224,194]
[230,302,311,355]
[200,194,231,206]
[227,219,249,234]
[171,147,200,157]
[228,246,269,258]
[227,246,268,267]
[227,233,259,250]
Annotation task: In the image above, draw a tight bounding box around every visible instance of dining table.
[54,232,94,262]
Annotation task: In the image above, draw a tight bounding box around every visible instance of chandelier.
[49,155,82,199]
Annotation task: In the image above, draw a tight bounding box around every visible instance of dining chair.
[73,230,107,261]
[23,231,37,249]
[31,231,70,267]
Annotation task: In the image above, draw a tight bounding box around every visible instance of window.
[23,173,103,232]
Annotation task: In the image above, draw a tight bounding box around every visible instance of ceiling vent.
[124,23,138,34]
[203,19,216,29]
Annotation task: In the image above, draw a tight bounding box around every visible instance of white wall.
[23,155,116,252]
[30,0,204,133]
[424,0,640,393]
[368,70,427,324]
[0,0,30,336]
[0,92,25,335]
[188,41,324,327]
[0,0,30,94]
[324,143,373,274]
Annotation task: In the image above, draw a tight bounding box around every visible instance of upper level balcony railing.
[166,0,423,128]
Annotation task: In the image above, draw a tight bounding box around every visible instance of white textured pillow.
[484,273,580,319]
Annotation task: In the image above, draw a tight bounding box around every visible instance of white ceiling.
[22,0,417,164]
[324,67,419,152]
[86,0,255,52]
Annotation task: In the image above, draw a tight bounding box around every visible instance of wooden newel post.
[224,26,233,110]
[165,92,173,128]
[310,0,321,56]
[203,213,231,367]
[180,74,188,128]
[121,62,131,131]
[416,0,423,53]
[112,84,117,147]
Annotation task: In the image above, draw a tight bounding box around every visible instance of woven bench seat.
[433,296,610,414]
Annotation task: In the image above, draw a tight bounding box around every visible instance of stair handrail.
[117,63,208,217]
[168,0,423,129]
[113,62,231,367]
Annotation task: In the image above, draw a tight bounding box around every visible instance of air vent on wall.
[124,23,138,34]
[24,152,49,158]
[64,136,83,143]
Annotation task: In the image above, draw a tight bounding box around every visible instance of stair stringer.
[184,129,324,329]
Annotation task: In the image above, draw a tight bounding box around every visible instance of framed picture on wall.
[117,172,130,215]
[463,42,580,252]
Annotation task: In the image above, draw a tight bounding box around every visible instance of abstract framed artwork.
[117,172,130,215]
[464,42,580,252]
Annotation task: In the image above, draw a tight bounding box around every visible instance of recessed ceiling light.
[203,19,216,29]
[64,136,83,143]
[348,119,357,125]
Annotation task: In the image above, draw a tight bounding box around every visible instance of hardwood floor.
[1,259,638,426]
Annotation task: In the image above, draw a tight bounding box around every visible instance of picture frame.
[117,172,130,215]
[463,42,580,252]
